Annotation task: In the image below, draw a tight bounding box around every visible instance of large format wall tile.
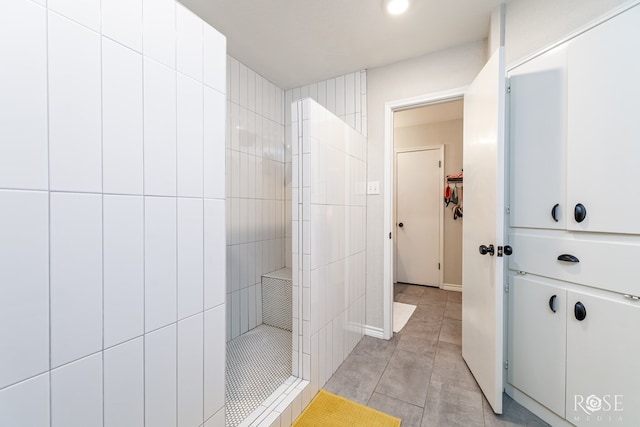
[144,58,177,196]
[177,73,204,198]
[178,198,205,319]
[0,373,49,427]
[104,338,144,427]
[48,12,102,193]
[102,0,142,52]
[102,38,144,195]
[103,195,144,348]
[51,354,103,427]
[145,325,177,427]
[50,192,102,368]
[0,0,48,190]
[144,196,177,332]
[0,191,49,389]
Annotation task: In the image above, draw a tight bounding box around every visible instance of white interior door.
[462,47,506,414]
[395,148,441,286]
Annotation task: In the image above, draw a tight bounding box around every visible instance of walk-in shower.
[224,62,368,426]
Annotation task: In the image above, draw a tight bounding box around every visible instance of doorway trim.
[393,145,444,287]
[382,87,467,340]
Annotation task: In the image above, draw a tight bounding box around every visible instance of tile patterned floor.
[323,284,549,427]
[225,325,292,427]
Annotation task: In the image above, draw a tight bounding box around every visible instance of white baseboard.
[364,325,384,339]
[442,283,462,292]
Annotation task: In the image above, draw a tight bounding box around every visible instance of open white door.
[461,47,506,414]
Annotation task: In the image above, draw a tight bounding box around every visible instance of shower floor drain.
[225,324,292,427]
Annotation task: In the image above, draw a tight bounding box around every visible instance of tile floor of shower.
[226,268,293,427]
[225,325,292,427]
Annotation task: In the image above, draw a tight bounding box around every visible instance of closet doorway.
[392,99,464,290]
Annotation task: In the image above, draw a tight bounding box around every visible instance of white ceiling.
[180,0,504,89]
[394,99,464,128]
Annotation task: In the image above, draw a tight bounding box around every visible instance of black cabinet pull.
[479,244,495,256]
[574,203,587,223]
[398,222,404,228]
[557,254,579,263]
[574,301,587,321]
[549,295,557,313]
[551,204,560,222]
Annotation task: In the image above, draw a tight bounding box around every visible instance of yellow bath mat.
[292,389,401,427]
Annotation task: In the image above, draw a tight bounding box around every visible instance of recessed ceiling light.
[384,0,409,15]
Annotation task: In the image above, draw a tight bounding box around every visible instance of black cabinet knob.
[574,203,587,223]
[479,244,495,256]
[549,295,557,313]
[551,204,560,222]
[574,302,587,321]
[503,245,513,256]
[398,222,404,228]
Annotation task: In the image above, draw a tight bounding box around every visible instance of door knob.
[574,301,587,321]
[574,203,587,223]
[479,244,495,256]
[398,222,404,228]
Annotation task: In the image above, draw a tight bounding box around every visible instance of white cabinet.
[510,6,640,235]
[566,6,640,235]
[507,5,640,425]
[566,290,640,425]
[508,275,640,425]
[508,273,566,417]
[509,46,567,230]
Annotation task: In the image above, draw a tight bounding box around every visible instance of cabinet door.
[508,274,566,417]
[566,290,640,425]
[509,46,567,230]
[567,6,640,234]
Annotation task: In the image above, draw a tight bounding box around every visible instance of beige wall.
[394,119,463,286]
[365,40,485,329]
[364,0,634,330]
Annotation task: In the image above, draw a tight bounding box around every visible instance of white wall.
[284,71,368,268]
[365,40,487,330]
[292,98,366,398]
[0,1,227,426]
[504,0,632,67]
[225,55,286,342]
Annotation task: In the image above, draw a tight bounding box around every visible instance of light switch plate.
[367,181,380,195]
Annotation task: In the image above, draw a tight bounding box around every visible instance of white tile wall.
[102,37,144,195]
[178,314,205,427]
[104,338,144,427]
[48,12,102,193]
[50,192,103,368]
[0,191,49,389]
[0,2,227,426]
[102,0,143,52]
[143,58,177,196]
[145,325,177,427]
[51,353,103,427]
[103,195,144,348]
[178,198,205,319]
[0,0,48,190]
[226,56,286,341]
[292,99,366,393]
[0,373,49,427]
[284,70,367,268]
